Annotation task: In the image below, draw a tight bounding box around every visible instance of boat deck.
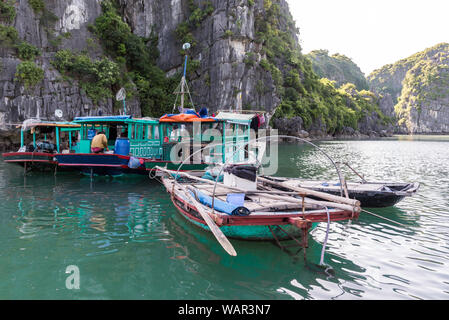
[163,178,359,223]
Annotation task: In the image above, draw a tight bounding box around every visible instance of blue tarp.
[191,189,250,216]
[74,116,132,122]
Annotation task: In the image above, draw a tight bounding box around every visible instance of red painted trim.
[173,197,208,226]
[144,160,176,163]
[3,152,55,157]
[56,153,134,160]
[5,160,57,164]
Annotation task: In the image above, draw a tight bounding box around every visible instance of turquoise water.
[1,136,449,300]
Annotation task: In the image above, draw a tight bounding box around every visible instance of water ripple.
[1,137,449,299]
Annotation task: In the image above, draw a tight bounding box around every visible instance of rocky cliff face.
[1,0,285,150]
[1,0,396,151]
[118,0,280,114]
[368,43,449,133]
[0,0,141,150]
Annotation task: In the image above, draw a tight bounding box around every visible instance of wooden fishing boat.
[2,120,80,172]
[157,166,360,256]
[260,176,420,208]
[145,110,265,172]
[55,116,151,177]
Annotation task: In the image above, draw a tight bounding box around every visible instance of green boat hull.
[187,218,319,241]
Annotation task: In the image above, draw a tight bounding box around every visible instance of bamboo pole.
[256,193,359,213]
[157,166,359,213]
[258,176,360,207]
[157,166,357,207]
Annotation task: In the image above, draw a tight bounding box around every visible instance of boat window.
[154,125,160,140]
[109,126,118,142]
[130,124,135,139]
[166,126,172,138]
[114,125,127,139]
[147,125,153,140]
[138,124,144,140]
[136,124,140,139]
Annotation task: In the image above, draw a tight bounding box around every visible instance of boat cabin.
[73,116,162,158]
[158,111,224,164]
[214,111,264,164]
[73,111,264,165]
[18,121,81,154]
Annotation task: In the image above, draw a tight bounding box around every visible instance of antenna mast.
[173,43,196,113]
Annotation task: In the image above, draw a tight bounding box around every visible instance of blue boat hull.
[55,153,147,177]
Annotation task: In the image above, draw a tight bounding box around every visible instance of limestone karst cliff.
[368,43,449,134]
[1,0,397,150]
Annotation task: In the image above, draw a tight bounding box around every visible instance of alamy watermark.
[65,265,80,290]
[167,127,280,175]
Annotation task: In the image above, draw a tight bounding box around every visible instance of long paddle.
[170,179,237,257]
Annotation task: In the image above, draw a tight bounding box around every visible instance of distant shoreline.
[276,133,449,144]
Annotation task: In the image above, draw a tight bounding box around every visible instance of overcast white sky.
[287,0,449,75]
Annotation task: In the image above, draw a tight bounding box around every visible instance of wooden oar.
[172,180,237,257]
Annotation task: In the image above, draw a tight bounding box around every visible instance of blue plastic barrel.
[87,129,97,140]
[114,138,130,156]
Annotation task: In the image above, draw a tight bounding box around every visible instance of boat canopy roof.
[74,115,132,124]
[74,115,158,125]
[159,110,219,123]
[214,112,258,124]
[19,120,80,131]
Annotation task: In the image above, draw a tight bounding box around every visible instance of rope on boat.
[320,207,331,266]
[148,169,158,180]
[361,209,407,228]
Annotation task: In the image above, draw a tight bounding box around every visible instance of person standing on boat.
[91,131,109,153]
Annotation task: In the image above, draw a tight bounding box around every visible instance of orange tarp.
[159,113,217,123]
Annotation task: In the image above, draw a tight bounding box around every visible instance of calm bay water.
[1,136,448,300]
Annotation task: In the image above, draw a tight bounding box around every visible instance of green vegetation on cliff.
[50,0,180,116]
[0,0,16,23]
[52,50,121,104]
[175,0,214,50]
[14,61,44,89]
[306,49,369,91]
[369,43,449,132]
[28,0,45,13]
